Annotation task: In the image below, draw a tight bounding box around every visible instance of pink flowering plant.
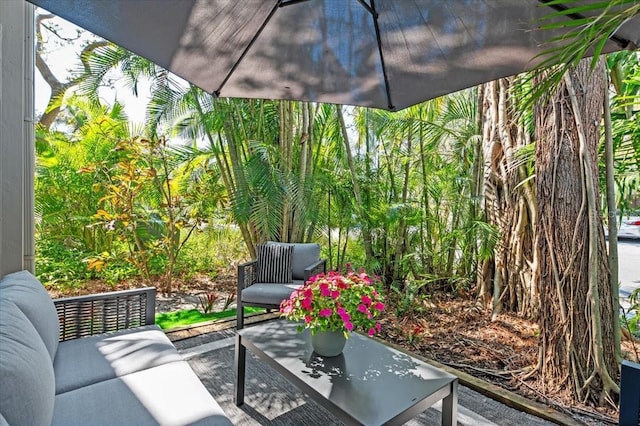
[280,268,385,337]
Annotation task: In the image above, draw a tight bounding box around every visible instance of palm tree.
[336,95,484,291]
[146,76,327,254]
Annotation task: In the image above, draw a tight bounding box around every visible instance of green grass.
[155,307,264,330]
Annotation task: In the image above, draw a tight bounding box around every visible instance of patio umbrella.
[27,0,640,111]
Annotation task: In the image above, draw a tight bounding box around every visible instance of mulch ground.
[47,272,640,425]
[379,293,640,425]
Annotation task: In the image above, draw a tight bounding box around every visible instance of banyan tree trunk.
[478,77,538,320]
[535,58,618,406]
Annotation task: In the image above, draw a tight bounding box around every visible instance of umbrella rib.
[213,1,285,98]
[362,0,394,111]
[537,0,631,48]
[280,0,312,6]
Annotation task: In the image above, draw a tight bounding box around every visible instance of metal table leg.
[441,379,458,426]
[234,333,246,406]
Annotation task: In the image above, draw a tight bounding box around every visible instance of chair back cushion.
[256,244,294,283]
[266,242,321,280]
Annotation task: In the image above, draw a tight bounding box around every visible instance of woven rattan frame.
[53,287,156,341]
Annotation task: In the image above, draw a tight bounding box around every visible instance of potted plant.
[280,267,385,356]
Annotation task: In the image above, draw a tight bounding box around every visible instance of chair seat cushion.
[54,325,183,394]
[241,282,303,306]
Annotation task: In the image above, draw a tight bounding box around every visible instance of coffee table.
[234,320,457,425]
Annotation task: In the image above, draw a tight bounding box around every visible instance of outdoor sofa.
[0,270,232,426]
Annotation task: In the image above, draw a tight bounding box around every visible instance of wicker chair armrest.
[303,258,327,281]
[53,287,156,341]
[237,259,259,293]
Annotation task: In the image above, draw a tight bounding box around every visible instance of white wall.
[0,0,34,278]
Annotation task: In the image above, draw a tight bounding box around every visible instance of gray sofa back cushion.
[266,242,320,280]
[0,299,56,426]
[0,270,60,360]
[54,325,183,394]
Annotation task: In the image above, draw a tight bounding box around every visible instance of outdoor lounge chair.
[236,242,326,329]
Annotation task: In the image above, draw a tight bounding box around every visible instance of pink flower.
[319,308,332,317]
[337,307,350,322]
[320,283,331,297]
[302,297,313,310]
[358,272,372,283]
[342,313,351,322]
[335,277,347,289]
[278,268,384,336]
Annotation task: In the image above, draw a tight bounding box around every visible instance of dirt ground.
[48,272,639,425]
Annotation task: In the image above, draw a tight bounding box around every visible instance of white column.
[0,0,32,277]
[24,1,35,273]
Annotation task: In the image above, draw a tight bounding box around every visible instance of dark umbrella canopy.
[28,0,640,111]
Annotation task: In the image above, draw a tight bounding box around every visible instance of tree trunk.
[337,105,375,262]
[35,13,108,130]
[279,101,292,242]
[602,69,621,363]
[535,58,618,406]
[478,78,538,319]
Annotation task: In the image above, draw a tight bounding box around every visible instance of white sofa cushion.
[0,299,55,426]
[0,270,60,360]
